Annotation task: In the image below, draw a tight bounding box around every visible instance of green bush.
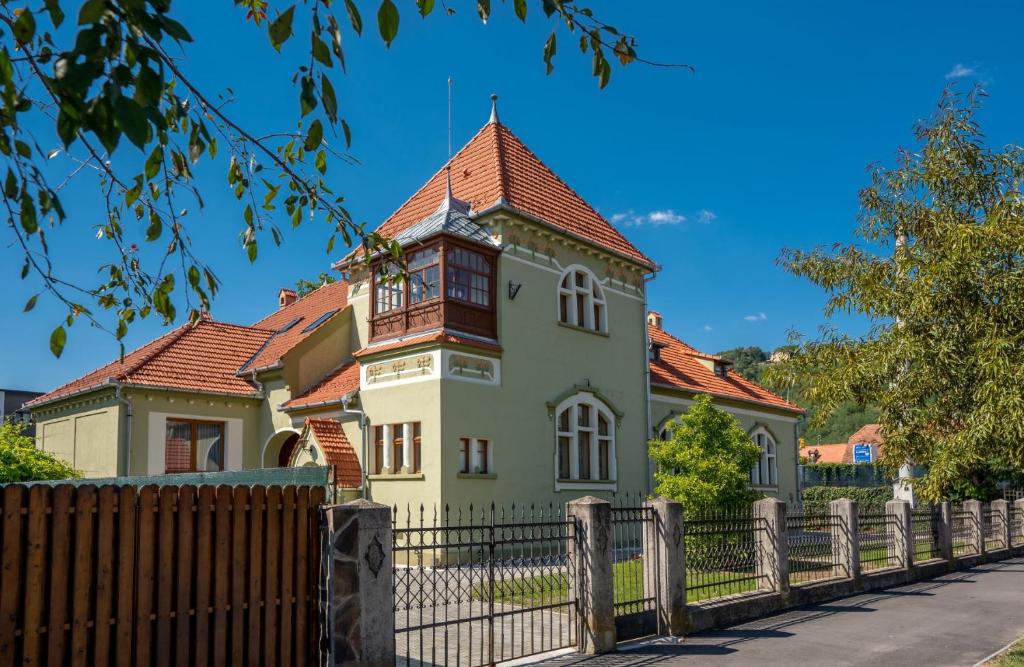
[801,485,891,513]
[0,419,81,483]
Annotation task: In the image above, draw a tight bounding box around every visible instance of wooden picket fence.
[0,483,325,666]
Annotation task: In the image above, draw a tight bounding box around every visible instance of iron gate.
[393,504,579,666]
[610,500,659,640]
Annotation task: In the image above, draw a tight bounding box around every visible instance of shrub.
[0,419,80,483]
[800,485,892,513]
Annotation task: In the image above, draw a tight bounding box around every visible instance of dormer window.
[649,341,666,362]
[714,362,727,377]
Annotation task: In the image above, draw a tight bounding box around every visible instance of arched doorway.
[262,428,302,468]
[277,432,300,467]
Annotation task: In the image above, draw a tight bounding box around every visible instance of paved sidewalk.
[533,557,1024,667]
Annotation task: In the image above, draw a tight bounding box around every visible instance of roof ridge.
[497,124,650,264]
[491,120,510,205]
[251,279,347,328]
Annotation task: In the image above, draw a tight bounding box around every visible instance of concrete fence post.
[830,499,860,581]
[320,499,395,666]
[567,496,616,655]
[1016,500,1024,547]
[886,499,913,568]
[991,500,1011,551]
[964,499,984,556]
[753,498,789,595]
[938,502,954,562]
[644,497,686,636]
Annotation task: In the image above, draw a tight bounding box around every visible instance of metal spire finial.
[489,93,499,124]
[444,166,453,204]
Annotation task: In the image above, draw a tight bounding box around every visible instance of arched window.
[555,394,615,483]
[557,266,607,333]
[750,427,777,487]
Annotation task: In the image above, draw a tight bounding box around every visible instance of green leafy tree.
[767,88,1024,501]
[649,394,762,510]
[0,1,689,358]
[294,271,336,297]
[0,419,80,482]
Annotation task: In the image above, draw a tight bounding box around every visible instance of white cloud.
[697,209,717,224]
[703,325,713,331]
[946,63,976,79]
[612,209,687,227]
[744,312,767,322]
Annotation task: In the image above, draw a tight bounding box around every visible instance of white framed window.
[458,437,492,475]
[557,266,607,333]
[555,393,615,487]
[750,428,777,487]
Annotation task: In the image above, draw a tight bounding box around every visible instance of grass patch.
[986,638,1024,666]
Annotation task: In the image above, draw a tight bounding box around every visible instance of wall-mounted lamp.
[508,281,522,300]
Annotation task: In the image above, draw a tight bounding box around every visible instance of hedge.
[800,485,892,513]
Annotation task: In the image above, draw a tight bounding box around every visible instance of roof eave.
[650,381,805,415]
[282,389,358,413]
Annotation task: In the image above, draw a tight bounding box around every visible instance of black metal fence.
[609,499,657,619]
[858,511,899,572]
[951,506,978,557]
[392,504,578,666]
[911,506,942,562]
[786,511,845,585]
[983,506,1006,551]
[684,508,766,602]
[1012,504,1024,548]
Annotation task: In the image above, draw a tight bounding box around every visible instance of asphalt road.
[533,557,1024,667]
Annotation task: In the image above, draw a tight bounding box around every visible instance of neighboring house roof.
[342,116,654,268]
[26,317,273,408]
[848,423,884,445]
[241,280,350,373]
[353,330,503,358]
[304,417,361,488]
[648,323,803,414]
[283,360,360,412]
[804,424,885,464]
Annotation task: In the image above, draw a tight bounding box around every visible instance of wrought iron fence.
[684,508,766,603]
[911,506,942,562]
[983,506,1006,551]
[1011,504,1024,548]
[786,510,845,585]
[610,496,657,619]
[951,506,978,557]
[392,503,578,667]
[858,511,900,572]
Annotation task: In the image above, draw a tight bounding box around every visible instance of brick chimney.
[278,288,297,309]
[647,311,663,330]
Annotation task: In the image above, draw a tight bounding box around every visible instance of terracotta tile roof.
[805,443,852,464]
[353,330,502,358]
[242,280,350,373]
[345,120,653,268]
[283,360,360,411]
[648,324,803,414]
[305,418,362,488]
[848,423,883,445]
[26,317,273,408]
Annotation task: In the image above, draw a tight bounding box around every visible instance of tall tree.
[0,1,688,357]
[766,89,1024,500]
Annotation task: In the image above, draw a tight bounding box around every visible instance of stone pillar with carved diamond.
[320,499,394,666]
[567,496,616,654]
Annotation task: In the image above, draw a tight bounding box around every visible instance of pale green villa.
[25,100,803,509]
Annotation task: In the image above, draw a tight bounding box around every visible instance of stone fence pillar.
[644,497,686,636]
[320,499,394,666]
[567,496,616,655]
[964,499,984,556]
[753,498,789,595]
[938,502,954,562]
[830,499,859,582]
[991,500,1011,551]
[886,499,913,568]
[1016,500,1024,547]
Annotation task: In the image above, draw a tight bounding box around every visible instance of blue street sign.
[853,443,873,463]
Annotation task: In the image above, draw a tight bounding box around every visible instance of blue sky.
[3,0,1024,392]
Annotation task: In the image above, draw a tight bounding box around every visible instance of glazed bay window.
[458,437,492,475]
[164,419,224,474]
[369,239,497,342]
[555,394,615,485]
[558,266,607,333]
[750,428,778,487]
[373,422,422,475]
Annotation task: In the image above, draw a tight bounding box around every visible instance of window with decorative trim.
[557,267,607,333]
[165,419,224,474]
[374,266,403,314]
[458,437,492,475]
[555,394,615,483]
[446,247,492,306]
[408,247,441,305]
[373,422,422,475]
[750,428,777,487]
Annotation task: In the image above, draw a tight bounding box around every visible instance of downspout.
[341,393,369,499]
[113,383,133,476]
[250,371,265,468]
[642,270,658,496]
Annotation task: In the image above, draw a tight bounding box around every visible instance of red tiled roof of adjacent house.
[242,280,350,373]
[848,423,884,445]
[805,443,852,464]
[25,317,273,408]
[283,360,360,411]
[305,418,362,488]
[648,324,803,414]
[353,331,503,358]
[345,119,653,268]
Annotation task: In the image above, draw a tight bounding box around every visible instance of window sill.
[457,473,497,480]
[555,479,617,492]
[556,321,609,338]
[368,473,425,481]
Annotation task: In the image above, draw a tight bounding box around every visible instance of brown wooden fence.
[0,483,325,666]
